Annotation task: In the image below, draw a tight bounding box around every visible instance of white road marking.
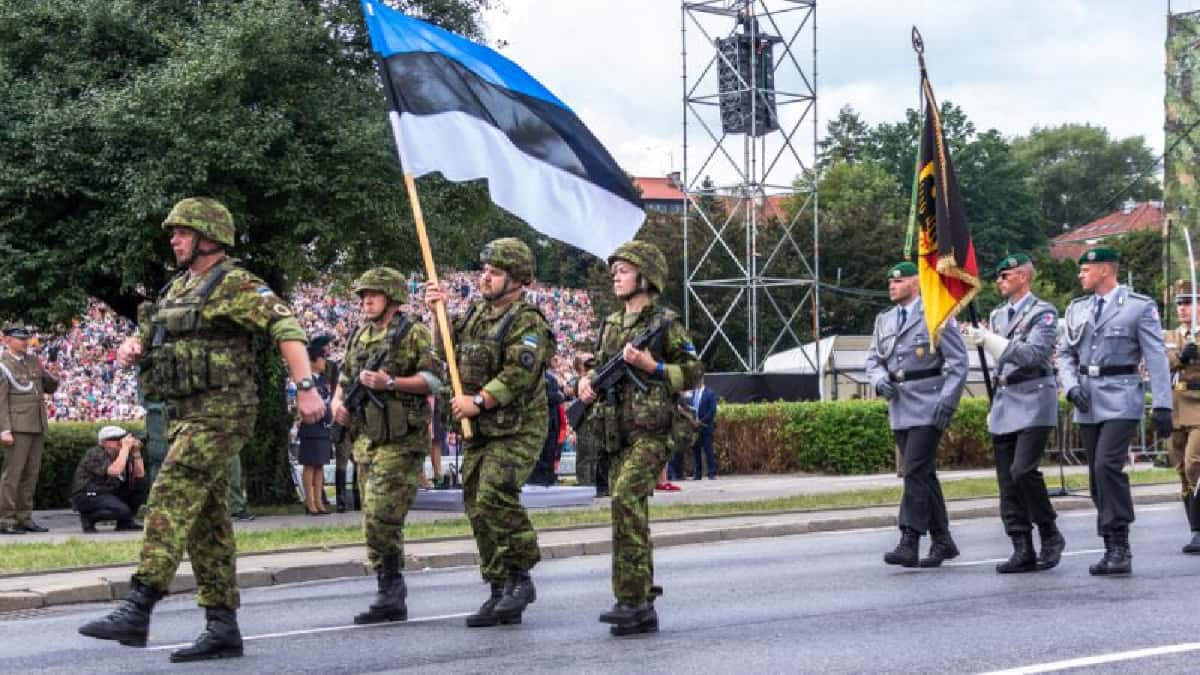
[977,642,1200,674]
[145,611,472,651]
[945,550,1104,568]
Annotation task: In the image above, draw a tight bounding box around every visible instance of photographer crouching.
[71,426,147,533]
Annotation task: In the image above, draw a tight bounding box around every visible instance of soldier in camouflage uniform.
[578,240,703,636]
[332,267,441,624]
[424,238,553,627]
[79,198,325,662]
[1165,280,1200,554]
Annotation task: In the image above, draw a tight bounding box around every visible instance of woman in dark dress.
[299,336,335,515]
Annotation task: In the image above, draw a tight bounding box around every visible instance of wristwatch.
[472,393,486,410]
[295,377,316,391]
[385,377,396,391]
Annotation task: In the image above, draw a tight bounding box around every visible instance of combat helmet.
[480,238,534,284]
[352,267,407,304]
[161,197,236,247]
[608,240,667,293]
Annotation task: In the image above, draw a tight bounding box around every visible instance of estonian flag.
[361,0,645,259]
[911,73,979,344]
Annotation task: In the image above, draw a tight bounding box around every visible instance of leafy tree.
[956,129,1044,271]
[0,0,497,503]
[1012,124,1162,237]
[817,105,871,168]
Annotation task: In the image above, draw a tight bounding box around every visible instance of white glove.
[962,325,987,348]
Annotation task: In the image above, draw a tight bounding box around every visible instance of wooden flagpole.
[401,171,473,440]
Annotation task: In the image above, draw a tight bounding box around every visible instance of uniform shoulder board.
[1066,295,1089,307]
[1127,291,1152,303]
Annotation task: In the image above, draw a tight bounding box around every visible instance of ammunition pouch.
[363,392,428,444]
[477,404,524,438]
[666,402,702,461]
[621,381,673,432]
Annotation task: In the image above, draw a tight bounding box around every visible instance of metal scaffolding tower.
[681,0,820,386]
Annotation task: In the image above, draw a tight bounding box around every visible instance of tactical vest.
[346,314,428,444]
[597,307,675,434]
[137,260,254,403]
[455,300,549,437]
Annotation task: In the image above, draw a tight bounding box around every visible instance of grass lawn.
[0,467,1176,575]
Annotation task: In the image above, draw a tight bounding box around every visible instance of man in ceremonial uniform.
[0,323,59,534]
[578,240,703,636]
[865,262,968,568]
[78,197,325,661]
[963,253,1065,573]
[332,267,441,624]
[1164,279,1200,554]
[424,238,554,627]
[1056,247,1172,576]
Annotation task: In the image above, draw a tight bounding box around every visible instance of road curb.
[0,488,1180,613]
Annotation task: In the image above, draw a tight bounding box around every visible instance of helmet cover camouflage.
[161,197,236,248]
[608,240,668,293]
[480,237,534,284]
[352,266,407,304]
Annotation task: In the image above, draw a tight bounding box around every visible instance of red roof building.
[632,174,791,222]
[1049,201,1164,261]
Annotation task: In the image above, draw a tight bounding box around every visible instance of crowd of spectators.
[7,272,598,423]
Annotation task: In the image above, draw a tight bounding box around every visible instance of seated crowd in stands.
[7,272,596,422]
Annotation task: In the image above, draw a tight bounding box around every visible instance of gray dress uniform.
[1055,285,1172,537]
[987,293,1059,538]
[865,298,968,536]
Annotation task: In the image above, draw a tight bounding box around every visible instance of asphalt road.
[6,501,1200,674]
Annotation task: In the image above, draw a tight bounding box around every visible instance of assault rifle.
[330,350,387,445]
[565,320,666,430]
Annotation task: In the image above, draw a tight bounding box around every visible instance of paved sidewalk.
[0,465,1175,613]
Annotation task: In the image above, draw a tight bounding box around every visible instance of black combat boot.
[918,531,960,568]
[996,533,1037,574]
[354,554,407,624]
[335,468,348,513]
[115,519,143,532]
[78,579,162,647]
[883,529,921,567]
[1036,522,1066,570]
[80,515,98,534]
[1089,531,1132,576]
[170,607,244,662]
[599,601,659,636]
[492,569,536,623]
[465,582,506,627]
[1184,495,1200,554]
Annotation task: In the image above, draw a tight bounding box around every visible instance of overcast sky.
[483,1,1184,184]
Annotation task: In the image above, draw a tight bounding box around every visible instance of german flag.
[912,77,980,344]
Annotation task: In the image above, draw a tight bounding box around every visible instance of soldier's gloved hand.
[1182,343,1198,365]
[1067,386,1091,414]
[932,403,954,431]
[1153,408,1174,438]
[875,380,897,401]
[962,325,986,348]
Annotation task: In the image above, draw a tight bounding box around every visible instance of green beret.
[994,252,1031,275]
[888,261,918,279]
[1079,247,1119,264]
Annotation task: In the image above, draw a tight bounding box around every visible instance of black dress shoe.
[21,521,48,533]
[0,525,25,535]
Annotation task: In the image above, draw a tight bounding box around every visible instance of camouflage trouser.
[355,436,425,571]
[1171,428,1200,498]
[610,434,668,605]
[134,413,253,609]
[462,432,541,583]
[228,454,246,514]
[574,433,596,487]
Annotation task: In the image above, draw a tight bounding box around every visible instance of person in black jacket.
[527,371,564,486]
[298,336,334,515]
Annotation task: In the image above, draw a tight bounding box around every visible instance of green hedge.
[704,396,1112,477]
[34,421,145,509]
